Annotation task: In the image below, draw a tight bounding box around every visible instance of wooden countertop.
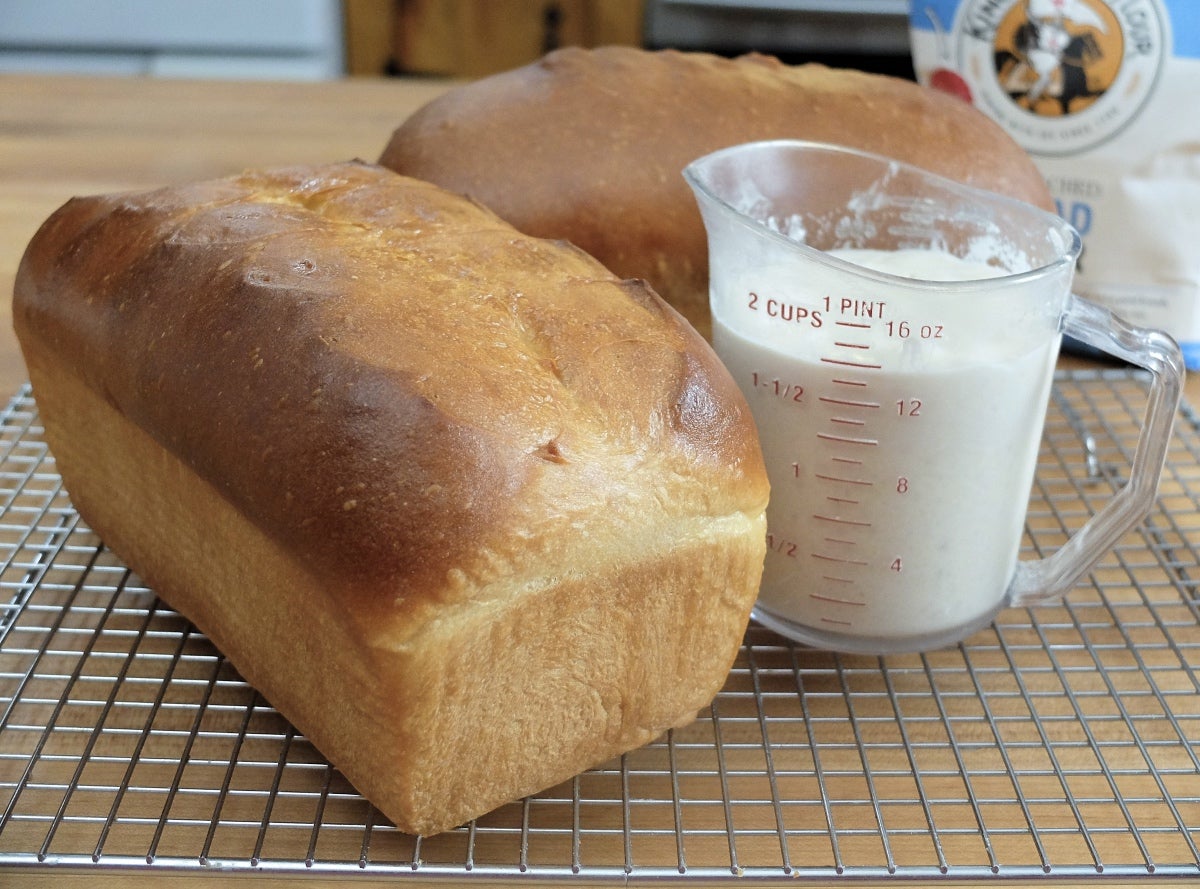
[0,74,1193,889]
[0,73,456,398]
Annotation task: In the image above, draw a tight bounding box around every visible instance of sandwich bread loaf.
[12,161,770,836]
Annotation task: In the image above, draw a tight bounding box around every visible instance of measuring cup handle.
[1007,294,1185,607]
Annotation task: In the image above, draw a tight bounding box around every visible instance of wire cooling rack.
[0,371,1198,884]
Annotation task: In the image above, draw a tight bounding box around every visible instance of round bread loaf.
[379,46,1055,338]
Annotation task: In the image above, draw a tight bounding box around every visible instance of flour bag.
[910,0,1200,367]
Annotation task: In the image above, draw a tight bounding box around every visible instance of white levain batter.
[714,247,1059,648]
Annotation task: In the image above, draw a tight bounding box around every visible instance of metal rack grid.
[0,370,1197,883]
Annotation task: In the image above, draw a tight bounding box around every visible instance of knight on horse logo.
[996,0,1121,116]
[938,0,1168,154]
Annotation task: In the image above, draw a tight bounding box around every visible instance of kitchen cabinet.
[387,0,644,77]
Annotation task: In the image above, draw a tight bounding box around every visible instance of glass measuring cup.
[685,140,1184,655]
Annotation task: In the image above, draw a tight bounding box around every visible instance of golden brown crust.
[379,46,1056,337]
[13,161,769,834]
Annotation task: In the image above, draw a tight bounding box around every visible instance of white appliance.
[0,0,344,80]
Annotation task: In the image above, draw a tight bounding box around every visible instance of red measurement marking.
[813,514,872,527]
[834,341,871,350]
[821,575,856,585]
[811,553,868,566]
[824,537,858,546]
[821,357,883,370]
[817,433,879,446]
[825,495,859,505]
[831,456,863,466]
[835,321,872,329]
[832,378,869,387]
[815,473,873,486]
[820,396,881,408]
[820,616,855,626]
[810,593,866,606]
[830,417,866,427]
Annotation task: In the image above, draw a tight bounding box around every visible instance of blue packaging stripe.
[1180,340,1200,372]
[909,1,1200,58]
[1172,3,1200,58]
[909,1,963,34]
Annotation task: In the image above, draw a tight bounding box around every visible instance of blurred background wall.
[0,0,911,81]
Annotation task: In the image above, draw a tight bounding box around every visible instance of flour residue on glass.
[826,247,1009,281]
[739,175,1036,277]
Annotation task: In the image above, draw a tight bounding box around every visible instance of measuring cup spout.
[683,151,785,280]
[683,139,824,262]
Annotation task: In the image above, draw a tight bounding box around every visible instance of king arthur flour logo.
[946,0,1169,155]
